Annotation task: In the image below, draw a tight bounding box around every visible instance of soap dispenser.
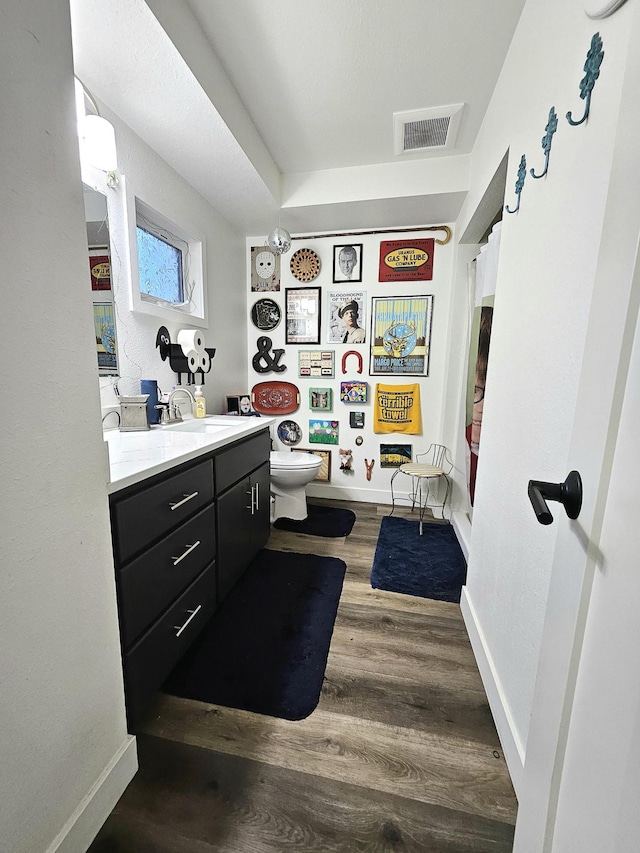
[194,386,206,418]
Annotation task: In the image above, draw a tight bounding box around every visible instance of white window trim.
[122,180,208,327]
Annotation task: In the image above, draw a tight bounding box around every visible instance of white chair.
[389,444,453,534]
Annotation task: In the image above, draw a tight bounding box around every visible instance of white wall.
[457,0,634,782]
[246,228,466,508]
[0,3,135,851]
[94,104,248,419]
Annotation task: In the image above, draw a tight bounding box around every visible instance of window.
[125,192,207,326]
[136,219,186,306]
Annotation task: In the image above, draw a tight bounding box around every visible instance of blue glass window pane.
[136,226,183,303]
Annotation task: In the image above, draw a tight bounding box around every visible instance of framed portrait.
[380,444,413,468]
[370,295,434,376]
[285,286,321,344]
[298,350,335,378]
[309,419,339,445]
[309,388,332,411]
[294,447,331,482]
[250,246,280,291]
[333,243,363,283]
[326,290,366,344]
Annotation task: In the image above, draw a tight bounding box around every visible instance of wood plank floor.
[90,499,517,852]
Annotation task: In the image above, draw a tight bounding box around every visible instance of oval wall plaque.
[251,381,300,415]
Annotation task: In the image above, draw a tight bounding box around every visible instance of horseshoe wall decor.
[342,350,363,374]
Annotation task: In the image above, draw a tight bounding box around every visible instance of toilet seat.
[270,451,322,470]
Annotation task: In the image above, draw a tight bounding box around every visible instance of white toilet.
[270,451,323,521]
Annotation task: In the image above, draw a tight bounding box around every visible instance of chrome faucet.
[167,387,196,422]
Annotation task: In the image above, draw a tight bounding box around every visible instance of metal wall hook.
[566,32,604,126]
[505,154,527,214]
[528,471,583,525]
[530,107,558,179]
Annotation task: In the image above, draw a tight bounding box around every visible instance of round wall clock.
[290,248,321,282]
[251,298,281,331]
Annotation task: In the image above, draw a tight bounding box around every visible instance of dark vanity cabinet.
[109,427,270,725]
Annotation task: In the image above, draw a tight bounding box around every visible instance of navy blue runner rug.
[163,549,346,720]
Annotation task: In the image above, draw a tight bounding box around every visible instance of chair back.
[416,443,453,472]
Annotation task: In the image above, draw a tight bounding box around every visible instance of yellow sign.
[383,247,429,270]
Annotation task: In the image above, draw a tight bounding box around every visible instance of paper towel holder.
[155,325,216,385]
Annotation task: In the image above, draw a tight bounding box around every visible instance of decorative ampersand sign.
[252,336,286,373]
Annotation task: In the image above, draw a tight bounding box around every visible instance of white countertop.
[104,415,275,494]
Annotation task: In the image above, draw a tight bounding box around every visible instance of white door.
[513,21,640,851]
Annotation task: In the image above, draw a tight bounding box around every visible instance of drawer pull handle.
[169,491,199,511]
[174,604,202,637]
[255,482,259,511]
[246,487,254,514]
[172,541,201,566]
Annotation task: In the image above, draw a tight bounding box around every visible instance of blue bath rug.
[163,549,346,720]
[274,503,356,537]
[371,516,467,602]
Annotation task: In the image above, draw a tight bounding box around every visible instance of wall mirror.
[83,183,119,376]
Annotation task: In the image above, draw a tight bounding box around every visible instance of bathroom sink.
[162,417,235,434]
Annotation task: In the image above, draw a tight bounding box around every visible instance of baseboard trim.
[460,588,525,798]
[451,510,471,560]
[49,735,137,853]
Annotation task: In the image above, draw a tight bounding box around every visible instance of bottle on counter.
[194,385,206,418]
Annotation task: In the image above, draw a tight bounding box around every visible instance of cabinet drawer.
[112,458,214,564]
[124,563,216,724]
[215,429,270,494]
[118,505,216,647]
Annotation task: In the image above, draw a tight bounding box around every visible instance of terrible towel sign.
[373,383,422,434]
[378,239,434,282]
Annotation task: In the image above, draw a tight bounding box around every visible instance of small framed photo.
[380,444,413,468]
[333,243,363,283]
[294,447,331,482]
[309,388,332,411]
[286,287,321,344]
[298,350,335,378]
[309,419,339,445]
[340,381,368,403]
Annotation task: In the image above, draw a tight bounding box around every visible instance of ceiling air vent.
[393,104,464,155]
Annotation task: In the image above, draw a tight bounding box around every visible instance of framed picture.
[380,444,413,468]
[309,419,339,445]
[309,388,332,411]
[250,246,280,291]
[333,243,363,283]
[370,295,434,376]
[286,287,321,344]
[294,447,331,482]
[327,290,366,344]
[298,350,335,378]
[378,239,434,282]
[340,381,368,403]
[93,302,118,375]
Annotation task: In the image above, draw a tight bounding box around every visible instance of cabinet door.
[216,461,270,603]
